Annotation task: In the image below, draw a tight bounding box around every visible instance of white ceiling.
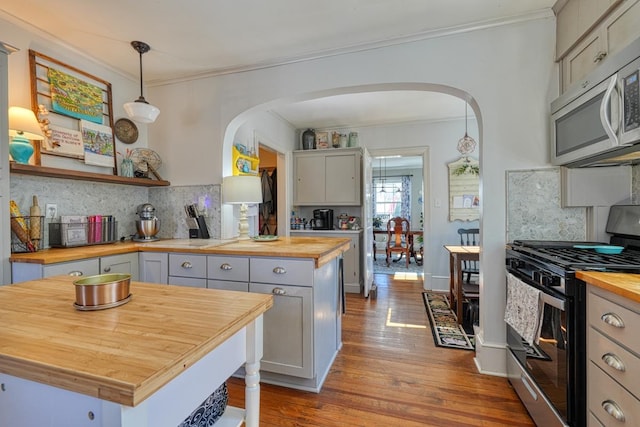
[1,0,555,128]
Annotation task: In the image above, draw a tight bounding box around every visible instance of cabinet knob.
[68,271,83,276]
[602,400,625,422]
[181,261,193,269]
[103,266,111,273]
[273,266,286,274]
[220,263,232,271]
[601,312,625,328]
[593,51,607,63]
[272,287,287,295]
[602,353,626,372]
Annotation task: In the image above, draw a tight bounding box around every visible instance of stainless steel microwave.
[551,38,640,167]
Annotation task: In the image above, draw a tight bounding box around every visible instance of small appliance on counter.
[133,203,160,242]
[337,213,361,230]
[311,208,333,230]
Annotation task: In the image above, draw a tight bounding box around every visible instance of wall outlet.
[45,203,57,219]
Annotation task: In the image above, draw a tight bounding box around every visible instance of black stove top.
[509,240,640,272]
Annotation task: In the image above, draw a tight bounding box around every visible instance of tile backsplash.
[10,176,222,248]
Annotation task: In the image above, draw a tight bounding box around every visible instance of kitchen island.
[9,236,351,393]
[0,276,273,426]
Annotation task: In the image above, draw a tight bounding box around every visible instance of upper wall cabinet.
[557,0,640,92]
[293,148,362,206]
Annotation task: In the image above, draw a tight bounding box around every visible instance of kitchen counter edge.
[576,271,640,304]
[9,237,351,269]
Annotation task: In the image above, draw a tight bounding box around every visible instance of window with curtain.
[372,176,411,223]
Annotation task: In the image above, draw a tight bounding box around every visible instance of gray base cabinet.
[141,251,341,392]
[12,253,139,282]
[291,230,362,293]
[587,285,640,426]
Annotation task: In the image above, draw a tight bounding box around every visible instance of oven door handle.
[540,292,565,311]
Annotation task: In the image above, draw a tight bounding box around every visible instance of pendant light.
[457,101,476,155]
[124,41,160,124]
[379,157,387,193]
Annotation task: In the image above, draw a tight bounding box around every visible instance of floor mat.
[422,291,474,351]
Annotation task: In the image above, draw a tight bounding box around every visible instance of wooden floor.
[228,273,535,426]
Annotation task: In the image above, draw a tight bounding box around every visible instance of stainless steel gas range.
[505,205,640,427]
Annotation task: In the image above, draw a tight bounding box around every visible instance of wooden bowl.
[73,273,131,307]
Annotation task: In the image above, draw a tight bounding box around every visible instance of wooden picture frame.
[29,49,117,175]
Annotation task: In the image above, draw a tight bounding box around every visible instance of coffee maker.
[311,209,333,230]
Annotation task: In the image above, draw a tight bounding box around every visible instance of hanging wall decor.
[29,49,116,173]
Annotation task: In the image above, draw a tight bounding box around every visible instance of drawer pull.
[181,261,193,269]
[220,263,233,271]
[272,287,287,296]
[602,400,625,422]
[273,266,286,274]
[68,271,83,277]
[593,51,607,63]
[601,312,625,328]
[103,266,111,273]
[602,353,626,372]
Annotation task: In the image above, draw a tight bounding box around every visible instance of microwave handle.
[600,74,619,145]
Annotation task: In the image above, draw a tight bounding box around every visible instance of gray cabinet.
[293,148,361,206]
[12,252,139,282]
[207,255,249,291]
[292,230,362,293]
[139,252,168,284]
[557,0,640,92]
[168,253,207,288]
[587,285,640,425]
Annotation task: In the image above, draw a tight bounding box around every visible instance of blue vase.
[9,136,34,164]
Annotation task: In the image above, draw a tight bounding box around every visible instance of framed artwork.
[316,131,329,149]
[29,50,117,173]
[448,157,480,222]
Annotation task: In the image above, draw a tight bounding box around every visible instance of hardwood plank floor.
[228,273,534,426]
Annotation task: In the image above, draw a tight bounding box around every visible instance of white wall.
[148,16,557,374]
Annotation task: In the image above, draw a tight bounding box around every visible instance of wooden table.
[373,229,423,265]
[443,245,480,324]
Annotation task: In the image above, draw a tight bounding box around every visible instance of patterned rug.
[373,256,423,275]
[422,291,474,350]
[422,291,551,359]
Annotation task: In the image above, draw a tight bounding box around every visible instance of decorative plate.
[252,235,279,242]
[114,118,139,144]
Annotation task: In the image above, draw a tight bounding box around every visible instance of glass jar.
[121,158,134,177]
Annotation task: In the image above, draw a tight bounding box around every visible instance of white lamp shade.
[222,175,262,204]
[8,106,45,140]
[124,101,160,124]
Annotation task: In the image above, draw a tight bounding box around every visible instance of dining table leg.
[448,253,455,311]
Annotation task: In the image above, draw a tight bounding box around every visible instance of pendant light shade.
[124,41,160,124]
[457,101,476,155]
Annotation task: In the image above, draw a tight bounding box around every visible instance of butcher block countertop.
[0,276,273,406]
[576,271,640,304]
[9,236,351,268]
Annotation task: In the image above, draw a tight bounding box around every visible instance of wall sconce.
[123,41,160,124]
[8,106,45,164]
[222,175,263,240]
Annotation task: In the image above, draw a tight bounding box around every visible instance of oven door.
[506,273,569,426]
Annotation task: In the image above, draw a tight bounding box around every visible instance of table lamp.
[8,106,45,164]
[222,175,262,240]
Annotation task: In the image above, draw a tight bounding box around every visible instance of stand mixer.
[134,203,160,241]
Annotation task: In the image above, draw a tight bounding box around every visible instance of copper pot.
[73,273,131,306]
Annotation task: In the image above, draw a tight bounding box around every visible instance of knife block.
[188,215,210,239]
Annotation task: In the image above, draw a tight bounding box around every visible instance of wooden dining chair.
[386,217,412,268]
[457,228,479,283]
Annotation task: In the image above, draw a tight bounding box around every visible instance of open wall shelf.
[10,163,170,187]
